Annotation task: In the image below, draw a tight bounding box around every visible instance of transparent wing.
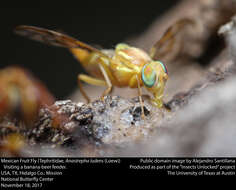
[14,25,107,57]
[150,18,195,61]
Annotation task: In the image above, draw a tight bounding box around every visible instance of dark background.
[0,3,178,99]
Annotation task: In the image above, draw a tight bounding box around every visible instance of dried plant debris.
[42,97,169,145]
[0,96,171,156]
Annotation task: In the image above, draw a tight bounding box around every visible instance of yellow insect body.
[70,43,168,107]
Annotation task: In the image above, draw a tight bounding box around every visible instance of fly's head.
[141,61,168,107]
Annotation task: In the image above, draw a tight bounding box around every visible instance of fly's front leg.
[78,74,106,103]
[136,75,145,119]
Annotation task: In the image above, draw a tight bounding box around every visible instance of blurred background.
[0,3,178,99]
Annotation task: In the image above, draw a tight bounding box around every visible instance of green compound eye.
[158,61,168,74]
[141,64,157,88]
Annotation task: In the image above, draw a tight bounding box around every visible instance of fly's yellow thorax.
[115,43,151,66]
[109,43,151,87]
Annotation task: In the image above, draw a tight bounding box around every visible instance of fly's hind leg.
[78,74,106,103]
[78,57,114,103]
[98,59,113,101]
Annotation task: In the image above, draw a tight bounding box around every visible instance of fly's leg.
[98,64,113,101]
[97,57,116,101]
[78,74,106,103]
[136,75,145,119]
[78,56,114,103]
